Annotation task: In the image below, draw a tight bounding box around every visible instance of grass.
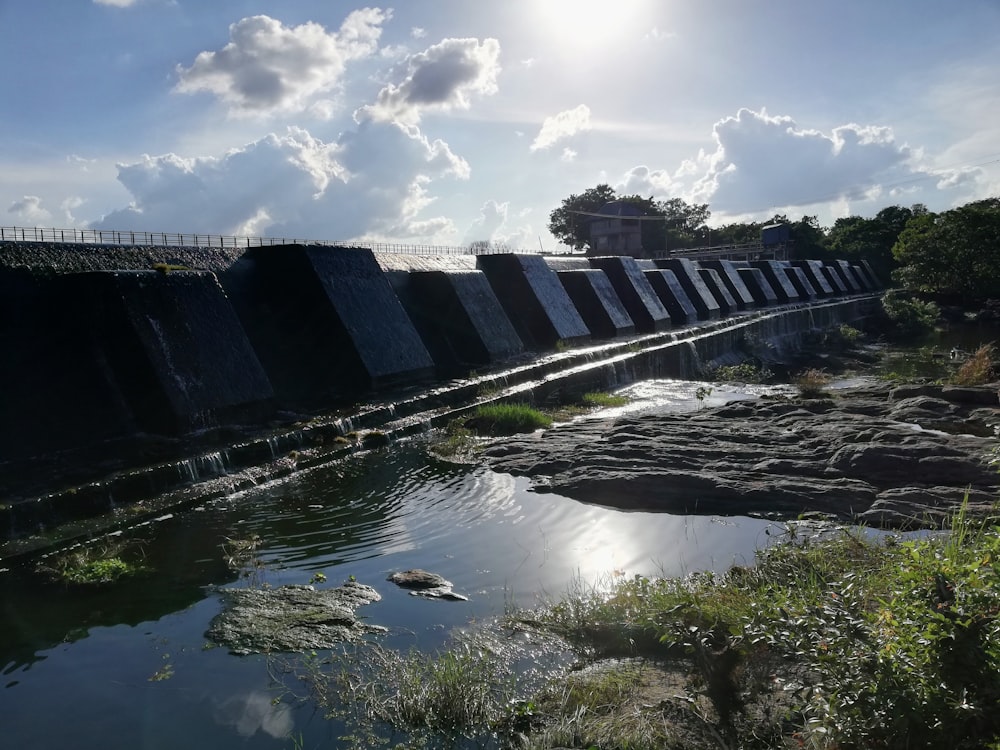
[464,402,553,436]
[38,541,147,585]
[580,391,629,408]
[517,505,1000,749]
[951,342,997,386]
[273,637,529,749]
[426,419,478,461]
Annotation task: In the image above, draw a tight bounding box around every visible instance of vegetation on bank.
[279,507,1000,749]
[429,391,630,459]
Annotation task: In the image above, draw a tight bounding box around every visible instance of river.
[1,320,993,749]
[0,379,794,750]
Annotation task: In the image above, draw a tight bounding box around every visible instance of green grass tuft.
[581,391,629,408]
[465,403,552,436]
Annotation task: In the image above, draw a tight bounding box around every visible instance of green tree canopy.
[892,198,1000,299]
[548,184,710,254]
[825,205,923,284]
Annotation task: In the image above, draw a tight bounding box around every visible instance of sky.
[2,0,999,252]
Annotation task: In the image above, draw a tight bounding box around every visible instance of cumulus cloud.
[94,0,139,6]
[8,196,52,223]
[463,199,508,244]
[560,148,577,162]
[93,122,469,241]
[688,108,924,213]
[358,37,501,124]
[530,105,591,152]
[175,10,389,116]
[619,165,677,196]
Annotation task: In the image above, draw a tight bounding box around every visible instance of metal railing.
[0,225,551,256]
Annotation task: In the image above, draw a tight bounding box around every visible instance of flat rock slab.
[387,569,469,601]
[482,383,1000,529]
[207,581,384,655]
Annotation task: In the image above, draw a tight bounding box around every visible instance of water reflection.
[0,382,789,749]
[214,691,293,739]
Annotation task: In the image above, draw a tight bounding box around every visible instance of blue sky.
[2,0,998,250]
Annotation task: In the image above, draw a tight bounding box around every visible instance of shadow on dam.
[0,240,883,554]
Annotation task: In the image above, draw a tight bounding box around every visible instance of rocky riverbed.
[483,382,1000,528]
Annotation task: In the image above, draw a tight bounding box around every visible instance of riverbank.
[277,505,1000,750]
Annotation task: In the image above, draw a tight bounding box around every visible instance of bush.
[710,362,774,384]
[795,368,831,398]
[881,290,940,338]
[952,343,997,386]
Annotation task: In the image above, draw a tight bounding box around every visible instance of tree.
[770,215,826,260]
[892,198,1000,299]
[548,184,619,250]
[548,184,710,254]
[825,205,919,284]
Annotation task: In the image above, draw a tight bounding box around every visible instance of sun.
[533,0,649,52]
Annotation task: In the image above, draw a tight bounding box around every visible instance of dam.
[0,239,882,552]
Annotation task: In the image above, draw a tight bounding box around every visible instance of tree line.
[549,185,1000,300]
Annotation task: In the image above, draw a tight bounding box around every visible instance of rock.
[482,383,1000,528]
[206,581,384,655]
[940,385,1000,406]
[387,569,452,589]
[387,569,469,601]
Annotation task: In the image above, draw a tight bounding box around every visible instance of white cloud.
[175,10,389,116]
[60,197,85,225]
[93,0,139,6]
[688,108,928,213]
[357,37,501,125]
[7,196,52,223]
[619,165,677,197]
[463,199,508,244]
[411,27,426,39]
[530,104,591,152]
[560,148,577,162]
[645,27,676,42]
[67,154,98,171]
[93,122,469,242]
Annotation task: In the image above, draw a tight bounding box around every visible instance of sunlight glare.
[534,0,649,52]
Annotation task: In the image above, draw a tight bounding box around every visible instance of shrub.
[881,290,940,337]
[795,368,831,398]
[710,362,774,384]
[952,343,997,386]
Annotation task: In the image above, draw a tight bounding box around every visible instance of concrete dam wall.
[0,240,881,539]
